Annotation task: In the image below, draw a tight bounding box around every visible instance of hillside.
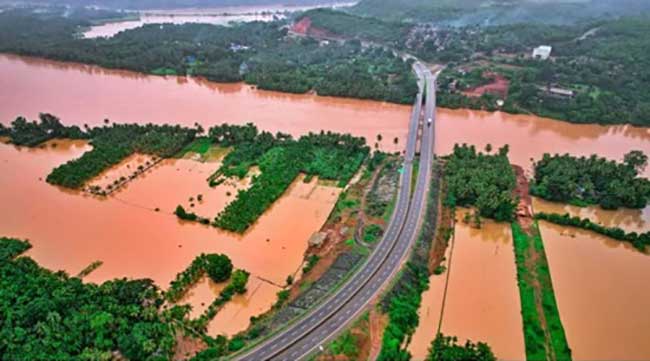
[351,0,650,25]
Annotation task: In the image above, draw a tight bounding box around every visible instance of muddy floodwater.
[408,209,525,361]
[538,221,650,360]
[533,197,650,233]
[3,53,650,340]
[436,108,650,178]
[0,139,340,335]
[0,55,409,152]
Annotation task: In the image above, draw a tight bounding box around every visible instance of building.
[532,45,552,60]
[548,87,575,98]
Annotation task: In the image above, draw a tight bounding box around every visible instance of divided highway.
[234,63,436,361]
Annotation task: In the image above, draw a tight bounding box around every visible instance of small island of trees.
[531,151,650,209]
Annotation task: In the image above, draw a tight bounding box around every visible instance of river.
[2,53,650,343]
[82,2,357,38]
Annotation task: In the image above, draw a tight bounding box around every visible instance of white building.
[532,45,552,60]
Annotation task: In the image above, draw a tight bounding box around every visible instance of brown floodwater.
[408,209,525,361]
[406,244,451,359]
[0,139,340,335]
[4,53,650,341]
[0,54,409,152]
[533,197,650,234]
[436,108,650,178]
[538,222,650,360]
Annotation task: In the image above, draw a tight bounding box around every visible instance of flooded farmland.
[538,222,650,360]
[0,139,340,335]
[534,199,650,361]
[408,209,526,361]
[436,108,650,178]
[3,53,650,343]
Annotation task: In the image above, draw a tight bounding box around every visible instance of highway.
[234,62,436,361]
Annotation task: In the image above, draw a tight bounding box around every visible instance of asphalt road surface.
[234,63,436,361]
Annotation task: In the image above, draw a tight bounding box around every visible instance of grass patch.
[511,222,572,361]
[180,137,213,156]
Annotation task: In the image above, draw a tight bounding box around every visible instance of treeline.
[45,122,197,189]
[444,144,516,221]
[0,9,417,104]
[0,237,185,360]
[426,334,496,361]
[1,114,86,146]
[535,212,650,252]
[209,123,369,233]
[531,151,650,210]
[0,237,32,261]
[378,162,441,361]
[166,253,233,302]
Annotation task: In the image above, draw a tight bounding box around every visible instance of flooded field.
[3,53,650,341]
[407,247,450,359]
[538,221,650,360]
[86,153,157,192]
[0,54,409,152]
[408,209,525,361]
[533,197,650,233]
[0,139,340,335]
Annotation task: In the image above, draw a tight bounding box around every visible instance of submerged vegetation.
[426,333,496,361]
[47,123,197,189]
[535,212,650,252]
[444,144,516,221]
[531,151,650,210]
[165,253,233,303]
[0,237,184,360]
[209,123,369,232]
[1,113,85,146]
[2,113,198,190]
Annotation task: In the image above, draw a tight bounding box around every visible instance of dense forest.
[444,144,516,221]
[209,123,369,232]
[351,0,650,26]
[0,8,417,104]
[530,151,650,209]
[0,238,184,360]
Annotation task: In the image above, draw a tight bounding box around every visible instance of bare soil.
[463,71,510,99]
[513,165,556,361]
